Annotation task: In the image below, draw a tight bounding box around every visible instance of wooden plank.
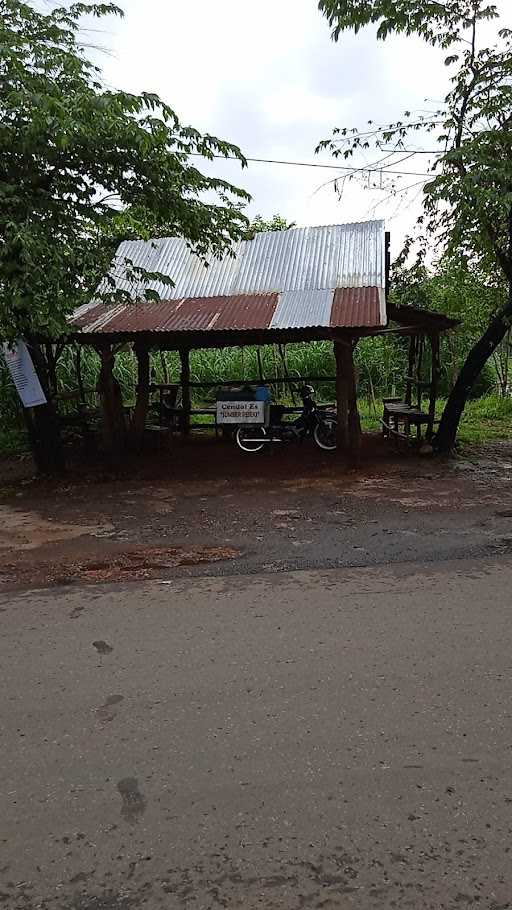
[179,348,191,435]
[150,375,337,390]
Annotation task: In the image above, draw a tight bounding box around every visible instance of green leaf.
[0,0,250,341]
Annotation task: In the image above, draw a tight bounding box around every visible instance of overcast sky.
[97,0,507,252]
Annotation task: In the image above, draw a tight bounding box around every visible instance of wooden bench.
[382,398,433,444]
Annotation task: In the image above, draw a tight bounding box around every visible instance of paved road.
[2,558,512,909]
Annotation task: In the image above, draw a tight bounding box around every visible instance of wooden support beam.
[75,344,85,405]
[334,342,348,449]
[405,336,416,406]
[44,343,58,398]
[334,339,361,461]
[416,336,424,410]
[179,348,191,435]
[428,333,440,441]
[96,345,126,454]
[385,231,391,301]
[132,342,150,448]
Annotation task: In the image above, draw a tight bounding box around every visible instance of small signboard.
[2,340,47,408]
[216,400,267,425]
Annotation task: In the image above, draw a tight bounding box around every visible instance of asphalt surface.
[2,557,512,909]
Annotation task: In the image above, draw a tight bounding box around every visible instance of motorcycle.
[235,385,337,454]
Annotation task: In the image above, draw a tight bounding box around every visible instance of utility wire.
[379,147,443,154]
[190,152,434,178]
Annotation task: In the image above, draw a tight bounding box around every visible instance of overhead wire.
[189,152,434,178]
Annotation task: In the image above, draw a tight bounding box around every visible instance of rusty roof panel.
[159,294,278,332]
[73,302,107,330]
[75,294,279,334]
[330,287,383,328]
[72,287,386,336]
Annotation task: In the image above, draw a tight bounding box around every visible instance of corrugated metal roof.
[72,287,384,335]
[94,220,386,302]
[330,287,382,328]
[71,220,388,336]
[81,294,278,334]
[270,289,334,329]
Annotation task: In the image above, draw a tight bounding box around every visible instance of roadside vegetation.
[1,327,510,457]
[1,2,512,469]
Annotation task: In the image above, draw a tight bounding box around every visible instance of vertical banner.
[2,340,47,408]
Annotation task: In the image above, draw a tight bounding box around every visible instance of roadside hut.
[69,220,456,457]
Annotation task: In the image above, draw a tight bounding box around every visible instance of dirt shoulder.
[1,435,512,591]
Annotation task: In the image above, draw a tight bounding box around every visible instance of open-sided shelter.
[70,220,456,453]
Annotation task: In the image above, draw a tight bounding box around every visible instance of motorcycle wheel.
[313,416,337,451]
[236,425,267,453]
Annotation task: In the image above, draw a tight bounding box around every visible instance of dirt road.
[1,438,512,588]
[2,557,512,909]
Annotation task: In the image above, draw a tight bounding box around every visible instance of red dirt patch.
[0,545,238,589]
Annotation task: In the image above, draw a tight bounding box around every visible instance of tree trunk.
[437,205,512,453]
[25,338,65,475]
[131,343,150,448]
[435,284,512,453]
[97,347,126,455]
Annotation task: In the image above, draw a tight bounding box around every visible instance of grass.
[0,427,30,457]
[455,395,512,445]
[359,395,512,446]
[2,394,509,459]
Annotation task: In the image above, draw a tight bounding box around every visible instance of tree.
[243,214,296,239]
[0,0,249,471]
[392,261,506,396]
[318,0,512,451]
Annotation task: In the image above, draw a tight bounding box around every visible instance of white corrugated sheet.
[270,289,334,329]
[98,220,386,301]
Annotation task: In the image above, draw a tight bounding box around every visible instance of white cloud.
[260,87,348,128]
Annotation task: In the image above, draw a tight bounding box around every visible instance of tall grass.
[0,338,510,456]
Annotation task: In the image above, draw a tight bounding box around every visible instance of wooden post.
[334,338,361,461]
[345,340,362,463]
[179,348,191,435]
[160,351,169,385]
[416,336,424,410]
[334,341,348,449]
[97,345,126,454]
[405,335,416,406]
[132,342,150,448]
[45,343,58,397]
[427,333,440,441]
[75,344,85,405]
[385,231,391,302]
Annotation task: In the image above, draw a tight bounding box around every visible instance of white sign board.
[2,341,47,408]
[216,400,266,425]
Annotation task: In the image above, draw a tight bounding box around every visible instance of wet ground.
[2,557,512,909]
[1,435,512,589]
[3,435,512,908]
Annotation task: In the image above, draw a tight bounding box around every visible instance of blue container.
[255,385,271,403]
